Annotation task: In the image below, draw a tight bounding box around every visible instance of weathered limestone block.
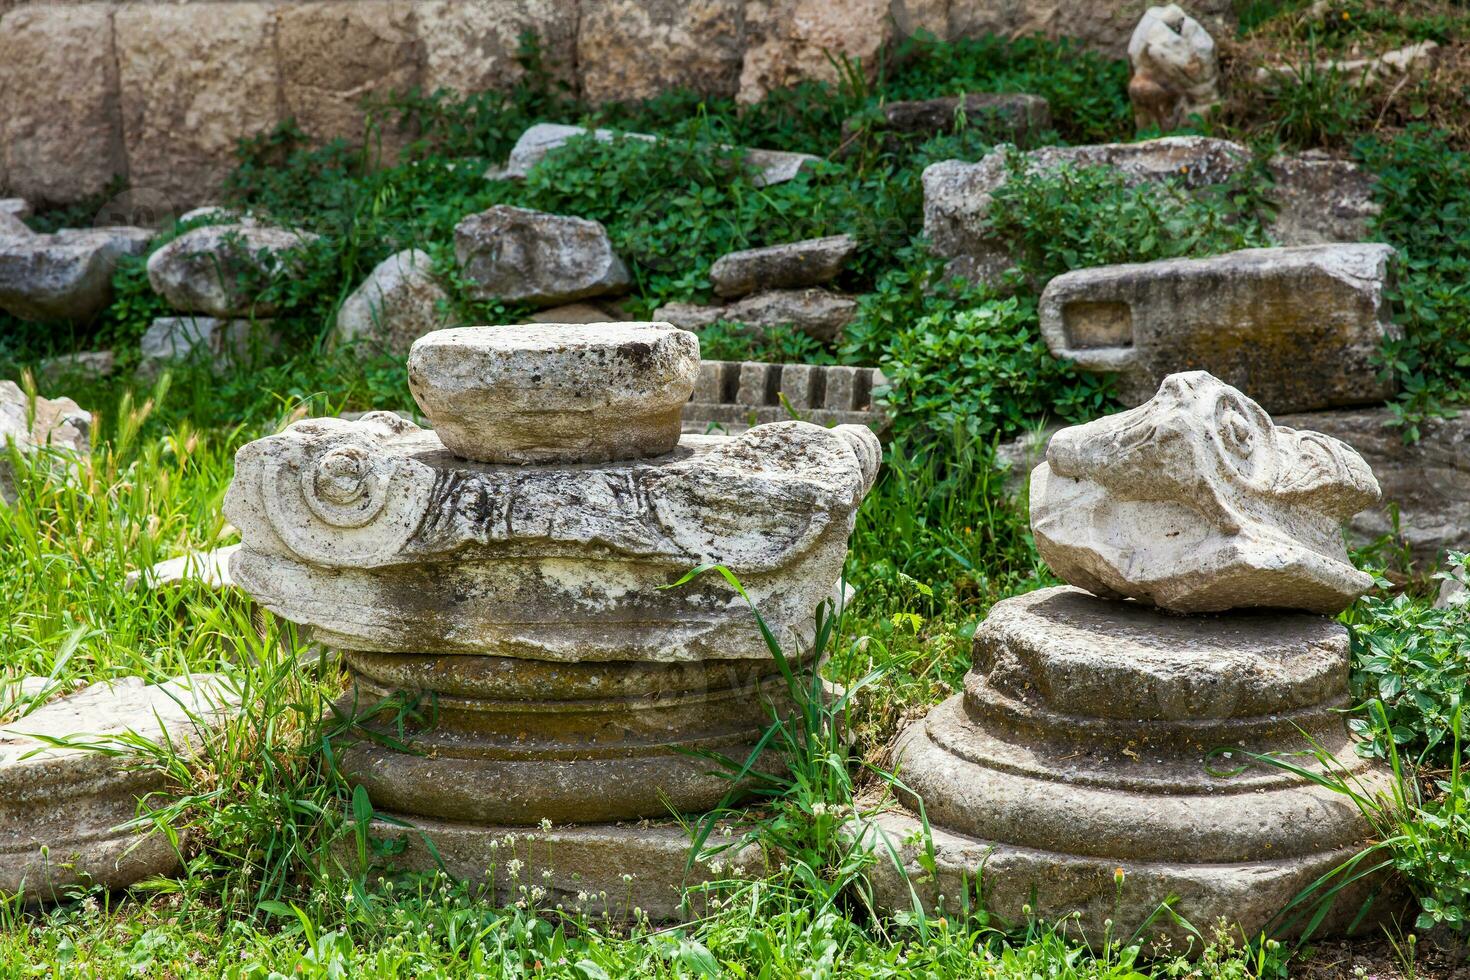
[418,0,576,96]
[709,235,856,299]
[1038,244,1399,413]
[334,250,450,357]
[147,223,318,317]
[844,93,1052,145]
[684,360,889,435]
[140,317,280,377]
[0,674,239,900]
[1031,372,1380,615]
[655,288,857,343]
[1267,152,1379,246]
[0,214,33,241]
[0,5,125,204]
[1128,4,1220,133]
[115,4,280,206]
[738,0,890,104]
[922,136,1250,285]
[1274,408,1470,569]
[0,228,154,322]
[407,323,700,464]
[577,0,744,104]
[453,205,630,307]
[276,2,422,151]
[225,409,879,822]
[0,380,90,504]
[0,200,32,221]
[863,587,1390,943]
[493,123,819,188]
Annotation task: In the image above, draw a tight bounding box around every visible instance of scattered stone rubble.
[1127,4,1221,132]
[225,322,879,917]
[492,122,820,188]
[1038,243,1399,414]
[1256,40,1440,87]
[0,380,91,504]
[656,288,857,342]
[0,674,240,900]
[923,136,1380,286]
[0,227,154,322]
[860,371,1393,942]
[146,221,318,317]
[684,360,888,435]
[454,205,630,308]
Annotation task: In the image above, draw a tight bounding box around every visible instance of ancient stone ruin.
[224,322,880,916]
[862,372,1392,941]
[1127,4,1221,133]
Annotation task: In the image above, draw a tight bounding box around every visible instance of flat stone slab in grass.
[0,227,154,322]
[140,316,279,377]
[849,92,1051,142]
[147,222,317,317]
[709,235,856,299]
[0,674,240,901]
[492,122,819,188]
[684,360,888,436]
[1031,372,1380,615]
[655,288,857,342]
[0,379,91,504]
[342,815,765,923]
[1038,243,1399,413]
[125,544,240,592]
[407,323,700,464]
[454,205,630,308]
[333,249,449,358]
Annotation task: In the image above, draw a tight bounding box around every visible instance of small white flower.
[539,818,553,832]
[507,858,524,878]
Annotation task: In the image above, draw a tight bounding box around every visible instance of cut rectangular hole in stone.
[1063,300,1134,350]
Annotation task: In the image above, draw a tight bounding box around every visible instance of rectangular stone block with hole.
[683,360,888,435]
[1038,244,1399,414]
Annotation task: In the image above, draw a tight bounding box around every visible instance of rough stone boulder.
[454,205,630,308]
[146,222,318,317]
[334,249,450,357]
[1127,4,1220,132]
[1038,243,1399,413]
[845,92,1051,145]
[407,323,700,464]
[0,228,153,322]
[1274,408,1470,569]
[0,213,33,240]
[1031,371,1381,615]
[492,123,819,189]
[0,674,239,900]
[709,235,856,298]
[139,317,280,377]
[923,138,1378,285]
[0,380,90,504]
[655,288,857,342]
[0,200,33,221]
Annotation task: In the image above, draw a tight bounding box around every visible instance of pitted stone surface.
[1039,244,1398,413]
[147,223,318,316]
[684,360,888,435]
[709,235,856,299]
[0,380,90,504]
[0,228,154,322]
[334,249,450,357]
[654,288,857,342]
[406,323,700,463]
[0,674,240,900]
[453,205,630,308]
[1031,372,1380,614]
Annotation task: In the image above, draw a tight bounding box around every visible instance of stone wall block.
[0,4,126,204]
[417,0,577,97]
[738,0,892,104]
[578,0,745,104]
[276,1,423,153]
[115,3,281,207]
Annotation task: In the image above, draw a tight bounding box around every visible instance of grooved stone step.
[682,360,888,436]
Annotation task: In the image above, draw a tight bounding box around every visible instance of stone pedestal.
[863,587,1390,939]
[225,323,879,913]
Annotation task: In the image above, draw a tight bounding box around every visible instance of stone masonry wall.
[0,0,1235,208]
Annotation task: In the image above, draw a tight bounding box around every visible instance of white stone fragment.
[334,249,450,357]
[407,323,700,464]
[125,544,241,592]
[1030,371,1381,615]
[1128,4,1220,132]
[0,380,91,504]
